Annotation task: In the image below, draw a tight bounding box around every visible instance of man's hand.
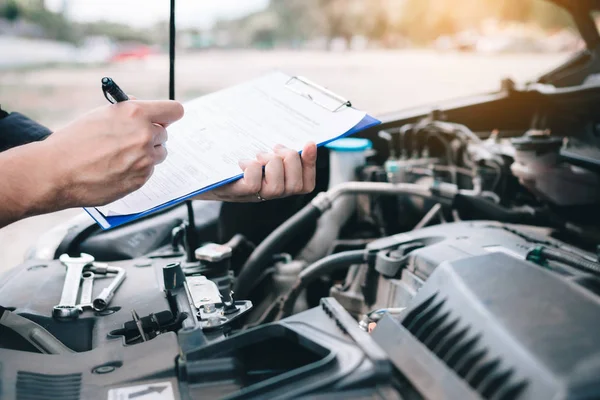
[43,100,184,208]
[0,100,184,228]
[196,142,318,202]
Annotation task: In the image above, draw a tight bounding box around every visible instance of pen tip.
[101,77,110,85]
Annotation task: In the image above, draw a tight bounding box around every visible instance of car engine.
[1,86,600,399]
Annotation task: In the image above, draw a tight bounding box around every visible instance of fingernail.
[238,159,252,170]
[273,144,285,150]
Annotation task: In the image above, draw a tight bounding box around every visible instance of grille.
[16,371,81,400]
[401,294,527,400]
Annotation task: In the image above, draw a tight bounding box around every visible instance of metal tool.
[92,264,126,311]
[78,271,95,309]
[131,309,148,342]
[53,253,94,319]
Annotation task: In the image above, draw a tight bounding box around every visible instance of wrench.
[53,253,94,319]
[93,265,126,311]
[78,271,95,309]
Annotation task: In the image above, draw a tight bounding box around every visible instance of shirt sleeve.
[0,107,52,153]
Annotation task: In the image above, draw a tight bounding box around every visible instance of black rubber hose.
[454,195,600,246]
[233,203,322,299]
[453,194,538,224]
[539,247,600,275]
[278,249,366,319]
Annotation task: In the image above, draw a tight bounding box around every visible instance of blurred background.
[0,0,586,269]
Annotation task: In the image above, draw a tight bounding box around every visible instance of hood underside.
[550,0,600,11]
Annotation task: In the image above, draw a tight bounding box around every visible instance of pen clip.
[103,88,116,104]
[285,76,352,112]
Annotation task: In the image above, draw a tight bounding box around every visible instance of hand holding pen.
[22,78,184,210]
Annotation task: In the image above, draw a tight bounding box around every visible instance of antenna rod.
[169,0,176,101]
[169,0,197,260]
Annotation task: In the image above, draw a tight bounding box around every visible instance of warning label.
[107,381,175,400]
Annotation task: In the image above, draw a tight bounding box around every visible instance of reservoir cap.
[326,138,372,152]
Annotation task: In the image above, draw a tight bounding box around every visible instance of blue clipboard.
[85,76,381,230]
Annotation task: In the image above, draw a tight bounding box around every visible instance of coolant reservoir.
[326,138,372,188]
[297,138,372,264]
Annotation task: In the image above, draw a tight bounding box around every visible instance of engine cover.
[371,222,600,400]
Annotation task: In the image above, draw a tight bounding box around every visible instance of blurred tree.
[1,0,21,21]
[498,0,534,22]
[269,0,323,44]
[253,28,276,48]
[80,21,155,45]
[319,0,365,49]
[398,0,575,45]
[531,0,575,30]
[23,6,78,43]
[397,0,438,44]
[365,0,392,41]
[218,0,577,49]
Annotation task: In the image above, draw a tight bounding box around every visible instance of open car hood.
[535,0,600,86]
[550,0,600,11]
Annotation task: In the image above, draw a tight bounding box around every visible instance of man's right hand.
[41,100,184,208]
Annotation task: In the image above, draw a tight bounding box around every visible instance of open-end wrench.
[53,253,94,319]
[78,271,95,310]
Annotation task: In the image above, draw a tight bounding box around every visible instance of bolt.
[203,304,216,313]
[134,260,153,268]
[93,366,116,374]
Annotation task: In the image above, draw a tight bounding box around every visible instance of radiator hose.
[277,249,367,319]
[233,182,433,300]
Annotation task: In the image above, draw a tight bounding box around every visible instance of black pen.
[101,77,129,104]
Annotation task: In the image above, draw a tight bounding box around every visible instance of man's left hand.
[195,142,317,202]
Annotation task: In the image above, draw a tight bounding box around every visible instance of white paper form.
[96,71,366,216]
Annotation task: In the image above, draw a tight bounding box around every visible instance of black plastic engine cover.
[0,254,395,399]
[54,200,222,262]
[373,250,600,400]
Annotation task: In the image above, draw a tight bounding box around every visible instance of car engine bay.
[3,69,600,399]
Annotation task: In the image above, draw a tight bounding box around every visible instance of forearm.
[0,141,60,228]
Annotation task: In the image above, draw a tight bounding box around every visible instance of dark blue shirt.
[0,105,51,152]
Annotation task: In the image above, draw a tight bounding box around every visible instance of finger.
[237,159,263,194]
[153,144,167,164]
[132,165,155,190]
[256,152,285,199]
[274,144,303,193]
[128,94,138,100]
[137,100,184,127]
[300,142,317,193]
[152,123,168,146]
[209,160,263,202]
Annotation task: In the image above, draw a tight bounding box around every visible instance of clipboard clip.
[285,76,352,112]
